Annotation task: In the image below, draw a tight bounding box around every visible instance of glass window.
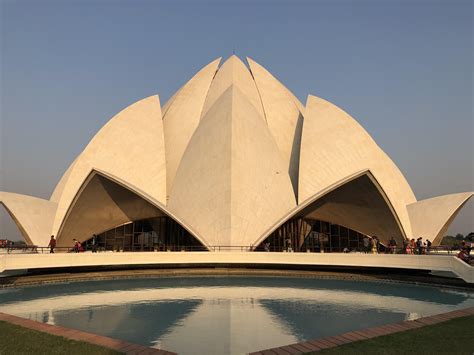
[321,222,329,234]
[115,225,124,237]
[124,223,133,235]
[312,221,321,233]
[340,227,348,238]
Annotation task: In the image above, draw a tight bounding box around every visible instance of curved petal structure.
[247,57,304,196]
[163,58,221,194]
[201,55,265,120]
[407,192,473,246]
[298,95,417,238]
[51,95,166,237]
[0,192,56,246]
[50,158,77,203]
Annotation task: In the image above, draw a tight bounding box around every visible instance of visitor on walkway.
[388,237,397,254]
[48,235,56,253]
[91,234,98,253]
[73,239,84,253]
[416,237,423,255]
[457,243,472,265]
[373,236,381,254]
[363,236,370,253]
[425,239,432,254]
[371,236,378,254]
[408,239,416,254]
[264,242,270,252]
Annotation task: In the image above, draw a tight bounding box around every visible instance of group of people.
[47,235,84,253]
[47,234,99,253]
[72,239,84,253]
[0,239,12,248]
[403,237,432,255]
[362,236,432,255]
[363,236,382,254]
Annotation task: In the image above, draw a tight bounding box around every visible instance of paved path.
[0,312,176,355]
[249,307,474,354]
[1,252,472,283]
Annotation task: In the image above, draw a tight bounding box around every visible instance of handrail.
[0,244,468,255]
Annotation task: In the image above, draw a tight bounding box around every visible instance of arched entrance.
[256,218,371,253]
[83,217,206,252]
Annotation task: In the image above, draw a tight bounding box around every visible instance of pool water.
[0,276,472,354]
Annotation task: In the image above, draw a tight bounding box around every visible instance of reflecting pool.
[0,277,473,354]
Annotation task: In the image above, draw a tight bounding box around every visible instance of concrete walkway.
[0,312,176,355]
[1,252,472,283]
[249,307,474,354]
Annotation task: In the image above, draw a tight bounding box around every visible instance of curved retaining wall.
[0,252,472,283]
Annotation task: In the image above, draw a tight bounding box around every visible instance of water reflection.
[54,301,202,346]
[0,277,472,355]
[261,300,406,341]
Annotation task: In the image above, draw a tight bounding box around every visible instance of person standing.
[363,236,370,253]
[402,239,408,254]
[416,237,423,255]
[264,242,270,252]
[92,234,98,253]
[371,236,377,254]
[389,237,397,254]
[73,239,79,253]
[425,239,432,254]
[48,235,56,253]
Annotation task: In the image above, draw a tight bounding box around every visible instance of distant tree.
[455,233,464,240]
[441,236,458,247]
[466,232,474,242]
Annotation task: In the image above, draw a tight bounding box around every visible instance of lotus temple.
[1,55,472,255]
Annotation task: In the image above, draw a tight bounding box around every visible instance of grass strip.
[0,320,122,355]
[309,315,474,355]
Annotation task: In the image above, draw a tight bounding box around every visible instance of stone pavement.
[249,307,474,355]
[0,312,176,355]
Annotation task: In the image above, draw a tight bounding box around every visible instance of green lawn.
[0,321,122,355]
[311,315,474,355]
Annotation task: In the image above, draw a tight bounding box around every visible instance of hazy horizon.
[1,0,472,242]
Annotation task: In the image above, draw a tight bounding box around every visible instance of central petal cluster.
[167,57,298,247]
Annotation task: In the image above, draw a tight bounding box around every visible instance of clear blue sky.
[1,0,472,240]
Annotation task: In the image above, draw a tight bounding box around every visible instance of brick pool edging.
[0,312,176,355]
[2,307,473,355]
[249,306,474,355]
